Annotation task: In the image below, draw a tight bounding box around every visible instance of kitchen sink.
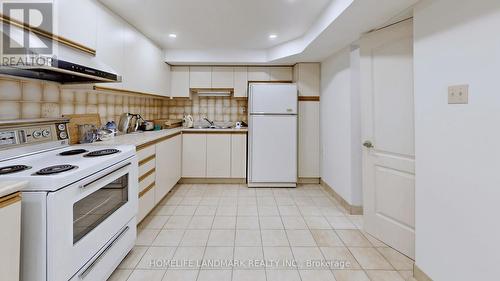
[193,125,233,129]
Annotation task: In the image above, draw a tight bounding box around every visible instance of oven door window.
[73,174,129,244]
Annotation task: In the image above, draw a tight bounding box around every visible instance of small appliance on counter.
[183,115,194,128]
[138,120,155,131]
[118,113,141,133]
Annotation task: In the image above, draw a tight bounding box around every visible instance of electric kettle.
[183,115,194,128]
[118,113,140,133]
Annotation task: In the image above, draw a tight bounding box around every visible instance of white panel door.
[190,66,212,88]
[234,67,248,97]
[249,84,297,114]
[207,134,232,178]
[212,67,234,88]
[249,115,297,184]
[170,66,190,98]
[231,134,247,178]
[361,20,415,259]
[298,102,320,178]
[270,67,293,81]
[247,67,270,81]
[182,134,207,177]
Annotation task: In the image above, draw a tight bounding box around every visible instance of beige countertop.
[182,128,248,133]
[0,181,27,197]
[89,127,247,147]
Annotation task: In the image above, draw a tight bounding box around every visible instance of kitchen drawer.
[139,169,155,192]
[137,145,155,161]
[71,218,136,281]
[138,184,155,223]
[139,156,155,176]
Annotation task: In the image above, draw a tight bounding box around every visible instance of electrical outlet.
[448,84,469,104]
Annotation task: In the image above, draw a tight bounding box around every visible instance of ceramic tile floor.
[108,184,417,281]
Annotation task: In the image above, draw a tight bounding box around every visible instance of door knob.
[363,141,374,148]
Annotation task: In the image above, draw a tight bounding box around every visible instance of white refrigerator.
[248,83,298,188]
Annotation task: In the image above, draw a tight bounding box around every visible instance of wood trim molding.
[139,182,155,198]
[298,177,321,184]
[170,64,294,68]
[190,88,234,93]
[93,86,170,100]
[0,14,96,56]
[320,179,363,215]
[139,155,156,166]
[414,264,433,281]
[0,192,21,209]
[298,96,320,101]
[247,80,293,84]
[139,168,155,182]
[136,131,182,151]
[179,178,246,184]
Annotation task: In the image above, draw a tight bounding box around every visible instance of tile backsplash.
[165,93,247,123]
[0,77,247,124]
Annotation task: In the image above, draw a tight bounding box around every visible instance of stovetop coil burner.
[84,149,121,157]
[0,165,31,175]
[36,165,77,175]
[59,149,88,156]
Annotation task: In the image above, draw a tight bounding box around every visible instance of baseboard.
[248,182,297,188]
[298,177,321,184]
[320,179,363,215]
[179,178,246,184]
[414,264,433,281]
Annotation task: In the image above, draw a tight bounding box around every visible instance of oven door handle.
[79,162,131,190]
[78,225,130,279]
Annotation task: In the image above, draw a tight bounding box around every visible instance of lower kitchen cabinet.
[137,144,156,223]
[0,192,21,281]
[182,132,247,179]
[206,134,231,178]
[182,134,207,177]
[298,102,320,178]
[155,134,182,204]
[231,134,247,178]
[137,132,182,223]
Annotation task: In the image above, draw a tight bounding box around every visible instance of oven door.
[46,157,138,281]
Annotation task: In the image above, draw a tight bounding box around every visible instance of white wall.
[414,1,500,280]
[320,46,362,206]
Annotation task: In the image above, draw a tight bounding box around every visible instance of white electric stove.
[0,118,138,281]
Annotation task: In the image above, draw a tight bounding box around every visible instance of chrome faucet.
[203,117,215,127]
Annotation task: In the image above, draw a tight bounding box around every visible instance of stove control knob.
[58,124,66,131]
[59,132,68,139]
[33,131,42,139]
[42,130,50,137]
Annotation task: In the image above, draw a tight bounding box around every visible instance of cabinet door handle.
[363,141,374,148]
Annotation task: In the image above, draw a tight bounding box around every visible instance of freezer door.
[249,83,297,114]
[249,115,297,185]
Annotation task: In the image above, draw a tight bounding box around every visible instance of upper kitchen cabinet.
[212,67,234,88]
[170,66,190,98]
[189,66,212,88]
[293,63,320,96]
[270,67,293,81]
[122,28,169,96]
[233,67,248,98]
[54,0,98,50]
[95,4,124,89]
[247,67,270,81]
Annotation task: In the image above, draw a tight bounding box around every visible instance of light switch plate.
[448,84,469,104]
